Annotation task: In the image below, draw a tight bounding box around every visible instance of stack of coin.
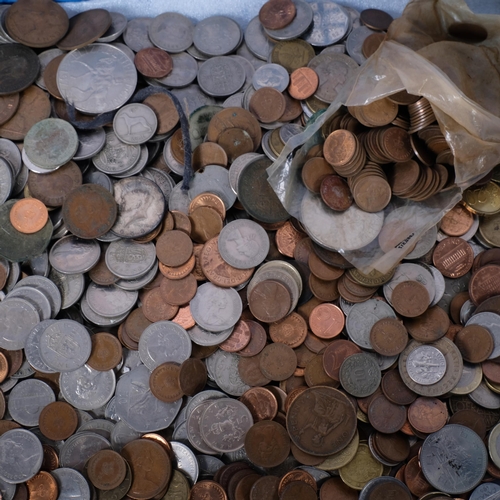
[348,98,398,127]
[348,162,392,212]
[324,129,366,177]
[408,97,436,134]
[359,126,413,163]
[418,124,449,154]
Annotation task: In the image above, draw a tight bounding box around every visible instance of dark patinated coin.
[359,477,412,500]
[0,44,40,95]
[62,184,118,240]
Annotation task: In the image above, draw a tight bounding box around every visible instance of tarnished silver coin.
[187,44,209,61]
[346,25,378,65]
[112,144,148,179]
[383,263,436,306]
[264,0,314,40]
[36,48,65,90]
[138,321,192,370]
[115,261,158,291]
[142,167,174,202]
[92,131,141,175]
[197,57,246,98]
[339,352,381,397]
[0,138,22,177]
[149,12,193,53]
[245,16,276,60]
[49,235,101,274]
[163,136,185,175]
[469,483,500,500]
[59,432,111,472]
[197,455,225,477]
[0,297,39,350]
[106,239,156,280]
[218,219,269,269]
[407,345,447,385]
[0,477,15,500]
[469,381,500,409]
[49,269,85,310]
[111,421,142,452]
[214,351,251,396]
[24,320,58,374]
[80,295,129,327]
[405,225,438,260]
[7,286,51,321]
[153,52,198,88]
[111,41,136,62]
[8,379,55,427]
[466,312,500,359]
[113,104,158,145]
[302,1,350,47]
[85,283,138,318]
[193,16,242,57]
[123,17,154,52]
[191,283,243,333]
[97,11,127,43]
[171,441,199,484]
[252,63,290,91]
[187,324,234,347]
[52,468,91,500]
[230,55,255,90]
[74,127,106,161]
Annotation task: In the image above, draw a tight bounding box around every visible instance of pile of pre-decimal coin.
[0,0,499,499]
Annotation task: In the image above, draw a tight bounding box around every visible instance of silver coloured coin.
[197,455,225,477]
[344,6,361,30]
[85,283,138,318]
[11,358,35,379]
[450,361,482,395]
[245,16,275,60]
[264,0,314,40]
[163,136,185,176]
[189,165,237,209]
[49,269,85,310]
[24,250,50,278]
[149,12,194,53]
[115,364,182,432]
[172,421,188,444]
[0,158,12,204]
[111,420,142,452]
[0,477,15,500]
[80,295,129,327]
[346,299,397,350]
[193,16,242,57]
[262,130,278,160]
[171,441,200,484]
[365,351,399,372]
[237,42,266,71]
[83,168,113,192]
[111,41,136,62]
[360,477,412,500]
[60,365,116,411]
[97,11,127,43]
[36,48,64,90]
[223,92,244,108]
[230,55,255,90]
[280,123,304,144]
[168,182,191,214]
[0,138,21,177]
[428,265,445,307]
[407,345,447,385]
[460,299,476,325]
[5,262,20,294]
[185,390,226,420]
[200,398,253,452]
[112,144,148,179]
[252,63,290,91]
[340,352,382,398]
[24,320,58,374]
[7,286,51,321]
[187,44,209,61]
[405,225,438,260]
[142,167,174,202]
[197,57,246,98]
[22,148,63,174]
[154,52,198,88]
[0,297,39,350]
[138,320,192,370]
[469,483,500,500]
[111,176,165,239]
[104,397,119,424]
[214,351,251,396]
[73,127,106,161]
[11,164,27,197]
[52,469,90,500]
[0,429,43,484]
[301,190,384,251]
[123,17,154,52]
[302,1,350,47]
[191,283,243,333]
[39,319,92,372]
[49,235,101,274]
[466,312,500,359]
[59,432,111,472]
[218,219,269,269]
[187,400,218,455]
[57,44,137,114]
[470,381,500,409]
[113,104,158,145]
[228,152,260,195]
[8,379,55,427]
[78,418,115,439]
[92,131,141,175]
[321,43,346,54]
[106,239,156,280]
[115,261,158,291]
[346,25,378,65]
[187,324,234,347]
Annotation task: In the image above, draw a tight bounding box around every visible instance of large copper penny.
[404,305,450,342]
[260,343,297,381]
[220,320,252,352]
[26,471,58,500]
[39,401,78,441]
[248,280,291,323]
[149,362,183,403]
[301,157,334,194]
[432,237,474,278]
[408,397,448,434]
[57,9,112,50]
[391,281,429,317]
[87,332,122,371]
[87,449,127,491]
[245,421,290,467]
[259,0,296,30]
[373,432,410,463]
[287,386,356,456]
[469,265,500,305]
[323,130,357,168]
[370,318,408,356]
[9,199,48,234]
[135,48,173,78]
[160,274,197,306]
[320,477,358,500]
[142,287,179,322]
[455,325,494,363]
[309,303,344,339]
[143,93,179,135]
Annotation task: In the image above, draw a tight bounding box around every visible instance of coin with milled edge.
[406,345,447,385]
[340,352,381,397]
[0,297,39,350]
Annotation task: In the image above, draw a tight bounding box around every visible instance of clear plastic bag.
[267,0,500,273]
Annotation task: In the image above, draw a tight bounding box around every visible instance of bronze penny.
[0,348,23,378]
[320,477,358,500]
[124,308,152,343]
[235,474,262,500]
[280,92,302,122]
[304,354,338,388]
[26,472,57,500]
[0,353,8,384]
[0,93,19,126]
[239,387,278,422]
[323,129,357,168]
[172,305,195,329]
[88,254,118,286]
[259,343,297,382]
[159,255,196,280]
[160,274,197,306]
[295,343,317,369]
[373,432,410,463]
[381,369,417,405]
[249,87,286,124]
[178,358,207,396]
[121,439,171,499]
[370,318,408,356]
[192,142,228,171]
[0,390,4,419]
[170,128,185,164]
[309,274,340,302]
[259,0,296,30]
[0,420,21,436]
[408,397,448,434]
[189,206,223,244]
[469,264,500,305]
[238,320,267,357]
[244,420,290,468]
[404,456,433,497]
[269,312,307,348]
[275,221,306,259]
[43,54,65,100]
[189,193,226,220]
[482,360,500,384]
[454,324,494,363]
[190,481,227,500]
[149,362,182,403]
[308,303,344,339]
[39,401,78,441]
[322,339,361,380]
[281,482,316,500]
[238,354,271,387]
[248,280,291,323]
[40,445,59,472]
[87,449,127,491]
[143,93,179,135]
[449,291,470,324]
[5,0,69,48]
[217,462,251,491]
[308,251,344,281]
[87,332,122,371]
[448,409,487,439]
[288,67,319,100]
[216,128,253,163]
[57,9,112,50]
[404,305,450,342]
[290,442,323,466]
[118,323,138,351]
[156,230,193,267]
[391,281,429,317]
[191,344,217,360]
[367,394,407,434]
[360,8,393,31]
[293,237,314,265]
[320,175,353,211]
[9,198,48,235]
[301,157,334,194]
[135,47,173,78]
[440,204,474,236]
[220,320,252,352]
[250,475,280,500]
[29,160,82,207]
[432,237,474,278]
[278,470,317,497]
[142,287,179,322]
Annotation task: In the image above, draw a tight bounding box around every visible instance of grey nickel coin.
[187,400,219,454]
[52,468,90,500]
[59,432,110,472]
[7,286,51,321]
[0,429,43,484]
[0,138,22,176]
[138,320,192,370]
[469,483,500,500]
[142,168,175,202]
[171,441,200,484]
[123,18,154,52]
[193,16,242,57]
[8,379,55,427]
[197,57,246,98]
[79,419,115,439]
[187,324,234,347]
[228,152,261,194]
[214,351,251,396]
[115,364,182,432]
[420,424,487,495]
[85,283,138,318]
[189,165,236,210]
[112,144,148,179]
[149,12,194,53]
[360,477,412,500]
[24,320,58,374]
[466,312,500,359]
[163,136,185,176]
[302,1,350,47]
[92,131,141,176]
[111,42,136,62]
[97,12,127,43]
[264,0,314,40]
[115,261,158,291]
[74,127,106,161]
[106,239,156,280]
[406,345,447,385]
[405,225,438,260]
[339,352,381,398]
[80,295,129,327]
[469,381,500,409]
[230,55,255,90]
[49,269,85,310]
[191,283,243,333]
[428,265,445,307]
[218,219,269,269]
[36,48,65,90]
[197,455,225,477]
[346,25,378,65]
[0,297,39,350]
[111,420,142,452]
[252,63,289,91]
[185,390,226,420]
[237,42,266,71]
[245,16,276,60]
[0,477,15,500]
[83,168,113,192]
[113,104,158,145]
[0,158,12,205]
[39,319,92,372]
[49,235,101,274]
[153,52,198,88]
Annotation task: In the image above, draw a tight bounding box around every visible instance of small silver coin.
[187,324,234,347]
[197,57,246,98]
[74,127,106,161]
[79,418,116,439]
[85,283,138,318]
[428,265,446,307]
[187,44,209,61]
[171,441,200,484]
[230,55,255,90]
[113,104,158,145]
[0,477,15,500]
[83,168,113,193]
[197,455,225,477]
[223,92,244,108]
[153,52,198,88]
[193,16,242,57]
[244,16,276,60]
[92,131,141,176]
[49,235,101,274]
[97,11,127,43]
[469,483,500,500]
[302,1,350,47]
[7,286,52,321]
[36,48,64,90]
[346,25,378,65]
[24,320,58,374]
[0,297,39,350]
[52,468,91,500]
[264,0,314,40]
[0,138,22,177]
[149,12,194,53]
[106,239,156,280]
[111,42,136,62]
[8,379,55,427]
[49,269,85,310]
[406,345,447,385]
[252,63,290,91]
[59,432,111,472]
[123,17,155,52]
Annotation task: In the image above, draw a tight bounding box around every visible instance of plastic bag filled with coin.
[267,0,500,273]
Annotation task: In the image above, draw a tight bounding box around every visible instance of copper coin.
[43,54,65,100]
[278,470,317,496]
[5,0,69,48]
[142,287,179,322]
[178,358,207,396]
[275,221,307,259]
[281,481,317,500]
[160,274,197,306]
[0,420,21,436]
[304,354,338,388]
[0,93,20,126]
[408,397,448,434]
[39,401,78,441]
[87,449,127,491]
[295,344,317,369]
[149,362,182,403]
[449,291,470,324]
[320,477,358,500]
[373,432,410,463]
[288,68,319,100]
[404,305,450,342]
[9,198,48,234]
[269,312,307,348]
[26,471,58,500]
[172,304,196,329]
[170,128,185,164]
[301,157,334,194]
[57,9,112,50]
[244,421,290,468]
[192,142,228,171]
[0,353,8,384]
[483,360,500,384]
[360,8,393,31]
[362,32,386,58]
[89,254,118,286]
[280,92,303,122]
[248,280,291,323]
[235,474,262,500]
[239,387,278,422]
[455,324,494,363]
[238,320,267,357]
[121,439,171,499]
[391,281,429,317]
[440,204,474,236]
[0,348,22,378]
[189,206,223,244]
[469,264,500,305]
[86,332,122,371]
[259,0,296,30]
[323,129,357,168]
[191,481,227,500]
[135,47,173,78]
[156,230,193,267]
[448,409,487,439]
[159,254,196,280]
[220,320,252,352]
[320,175,353,211]
[250,475,280,500]
[29,160,82,207]
[308,251,344,281]
[189,193,226,220]
[124,308,152,342]
[367,394,406,433]
[432,237,474,278]
[290,442,323,466]
[260,343,297,381]
[309,274,340,302]
[404,456,433,497]
[216,128,253,163]
[381,369,417,405]
[369,318,408,356]
[143,93,179,135]
[308,303,344,339]
[322,339,361,380]
[217,462,251,491]
[249,87,286,124]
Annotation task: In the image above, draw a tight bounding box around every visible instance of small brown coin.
[320,175,353,211]
[57,9,112,50]
[43,54,65,100]
[149,362,182,403]
[455,324,494,363]
[220,320,252,352]
[216,127,254,163]
[26,471,58,500]
[39,401,78,441]
[143,93,179,135]
[172,305,196,329]
[482,360,500,384]
[124,308,152,342]
[189,206,223,244]
[360,8,393,31]
[404,305,450,342]
[235,474,262,500]
[391,281,429,317]
[156,230,193,267]
[469,265,500,305]
[190,481,227,500]
[432,237,474,278]
[269,312,307,348]
[368,394,406,433]
[381,369,417,405]
[408,397,448,434]
[373,432,410,463]
[309,303,344,339]
[301,157,334,194]
[281,481,317,500]
[323,129,357,168]
[323,340,361,380]
[135,47,173,78]
[87,332,122,371]
[178,358,207,396]
[87,449,127,491]
[309,274,340,302]
[449,291,470,324]
[248,280,291,323]
[320,478,358,500]
[142,287,179,322]
[249,87,286,124]
[0,93,19,126]
[250,475,280,500]
[362,32,386,58]
[290,442,323,466]
[275,221,306,258]
[440,204,474,236]
[448,409,487,439]
[9,198,48,234]
[159,255,196,280]
[239,354,271,387]
[259,0,296,30]
[0,353,8,384]
[404,456,433,497]
[259,343,297,381]
[308,251,344,281]
[0,420,21,436]
[304,354,338,388]
[0,348,22,378]
[239,320,267,357]
[192,142,228,171]
[239,387,278,422]
[370,318,408,356]
[171,128,185,164]
[288,68,319,100]
[88,254,118,286]
[160,274,197,306]
[245,421,290,468]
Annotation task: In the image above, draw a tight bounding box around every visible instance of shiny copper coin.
[178,358,207,396]
[322,339,361,380]
[189,193,226,220]
[259,0,296,30]
[9,198,48,234]
[39,401,78,441]
[404,305,450,342]
[87,449,127,491]
[57,9,112,50]
[238,320,267,357]
[0,93,19,126]
[160,274,197,306]
[159,254,196,280]
[43,54,65,100]
[301,157,334,194]
[142,287,179,322]
[320,175,353,211]
[220,320,252,352]
[26,471,58,500]
[269,312,307,348]
[143,93,179,135]
[192,141,228,171]
[440,204,474,236]
[248,280,291,323]
[404,456,433,497]
[240,387,278,422]
[308,251,344,281]
[170,127,185,164]
[87,332,122,371]
[432,237,474,278]
[189,206,223,244]
[190,480,227,500]
[309,303,344,339]
[323,129,357,168]
[124,308,152,342]
[149,362,182,403]
[362,32,386,58]
[391,281,429,317]
[408,397,448,434]
[260,343,297,381]
[288,68,319,100]
[469,264,500,305]
[39,445,57,472]
[275,221,307,258]
[216,128,253,163]
[370,318,408,356]
[135,47,173,78]
[245,421,290,468]
[156,230,193,267]
[278,470,317,497]
[455,324,494,363]
[368,394,406,433]
[249,87,286,124]
[381,369,417,405]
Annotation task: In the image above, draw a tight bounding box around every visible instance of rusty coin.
[57,9,112,50]
[432,237,474,278]
[391,281,429,317]
[135,47,173,78]
[370,318,408,356]
[87,332,122,371]
[245,420,290,468]
[87,449,127,491]
[9,198,48,234]
[39,401,78,441]
[320,175,353,211]
[259,0,296,30]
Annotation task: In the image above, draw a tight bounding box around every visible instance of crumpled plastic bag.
[267,0,500,273]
